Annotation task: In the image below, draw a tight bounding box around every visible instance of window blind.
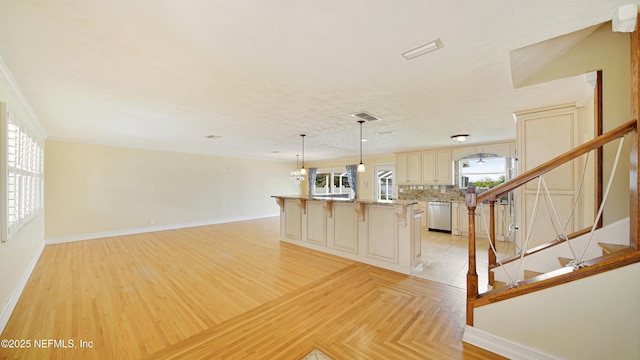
[4,108,43,241]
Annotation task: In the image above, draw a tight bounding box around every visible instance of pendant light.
[300,134,306,176]
[290,154,304,184]
[357,120,365,173]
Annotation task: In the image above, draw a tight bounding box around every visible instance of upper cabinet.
[421,150,453,185]
[395,141,514,186]
[396,152,422,184]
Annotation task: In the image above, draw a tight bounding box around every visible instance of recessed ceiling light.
[205,135,221,139]
[401,38,443,60]
[376,130,394,135]
[361,138,368,142]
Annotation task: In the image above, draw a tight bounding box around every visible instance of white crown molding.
[0,240,45,334]
[0,54,47,139]
[463,325,563,360]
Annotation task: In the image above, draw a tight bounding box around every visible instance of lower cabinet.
[274,197,423,275]
[415,201,428,228]
[452,202,507,240]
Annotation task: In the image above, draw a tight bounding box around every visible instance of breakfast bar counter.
[272,196,423,275]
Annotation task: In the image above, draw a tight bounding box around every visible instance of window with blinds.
[4,108,43,241]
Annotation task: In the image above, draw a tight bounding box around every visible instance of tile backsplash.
[397,185,466,202]
[397,184,508,203]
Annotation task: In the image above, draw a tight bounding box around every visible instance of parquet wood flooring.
[0,217,503,359]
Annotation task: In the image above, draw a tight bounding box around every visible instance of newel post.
[465,185,478,326]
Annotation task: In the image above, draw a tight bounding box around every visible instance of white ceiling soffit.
[510,24,602,89]
[613,4,639,32]
[0,1,637,162]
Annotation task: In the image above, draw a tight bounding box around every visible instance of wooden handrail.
[478,119,637,203]
[466,119,638,326]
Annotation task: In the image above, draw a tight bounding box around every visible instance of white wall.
[474,262,640,360]
[45,141,300,240]
[0,59,46,332]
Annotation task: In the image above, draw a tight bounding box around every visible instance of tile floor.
[412,229,514,292]
[301,348,332,360]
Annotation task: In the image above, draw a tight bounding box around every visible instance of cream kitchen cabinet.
[515,103,593,249]
[458,204,491,239]
[396,152,422,184]
[421,150,453,185]
[453,201,506,240]
[451,202,460,234]
[416,201,428,228]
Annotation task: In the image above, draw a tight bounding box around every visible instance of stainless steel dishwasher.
[427,201,451,233]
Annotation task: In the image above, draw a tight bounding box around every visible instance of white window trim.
[2,106,44,242]
[458,156,508,189]
[313,167,354,197]
[374,163,395,201]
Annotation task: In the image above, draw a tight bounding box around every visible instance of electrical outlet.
[440,188,446,194]
[149,219,154,225]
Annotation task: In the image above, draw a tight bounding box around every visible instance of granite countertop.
[271,195,417,206]
[447,199,510,204]
[358,199,418,206]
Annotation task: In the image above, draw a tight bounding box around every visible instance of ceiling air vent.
[352,112,381,122]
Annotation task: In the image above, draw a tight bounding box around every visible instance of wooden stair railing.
[487,228,591,271]
[466,119,638,326]
[474,250,640,308]
[488,243,636,291]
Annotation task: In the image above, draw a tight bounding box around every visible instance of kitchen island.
[272,196,423,275]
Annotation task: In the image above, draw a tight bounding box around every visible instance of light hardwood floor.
[1,217,505,359]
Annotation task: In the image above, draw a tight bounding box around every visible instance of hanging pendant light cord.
[359,121,363,163]
[301,134,305,168]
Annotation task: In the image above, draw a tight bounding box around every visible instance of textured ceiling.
[0,0,636,163]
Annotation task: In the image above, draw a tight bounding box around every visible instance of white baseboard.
[45,213,280,244]
[463,325,562,360]
[0,241,45,334]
